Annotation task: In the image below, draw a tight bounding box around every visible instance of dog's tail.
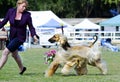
[89,35,98,48]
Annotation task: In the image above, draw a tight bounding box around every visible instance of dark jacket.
[0,8,36,42]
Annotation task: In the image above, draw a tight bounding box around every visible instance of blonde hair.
[16,0,28,6]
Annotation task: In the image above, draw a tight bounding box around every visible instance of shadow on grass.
[54,73,111,77]
[24,72,40,76]
[23,71,112,77]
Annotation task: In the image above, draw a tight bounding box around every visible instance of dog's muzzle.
[48,38,56,43]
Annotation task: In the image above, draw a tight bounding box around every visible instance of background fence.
[28,30,120,48]
[65,31,120,44]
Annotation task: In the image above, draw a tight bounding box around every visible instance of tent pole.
[61,26,64,35]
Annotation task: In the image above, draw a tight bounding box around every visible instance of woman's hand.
[33,35,39,44]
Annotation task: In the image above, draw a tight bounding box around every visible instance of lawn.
[0,47,120,82]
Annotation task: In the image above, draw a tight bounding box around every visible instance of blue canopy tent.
[40,18,67,34]
[99,15,120,27]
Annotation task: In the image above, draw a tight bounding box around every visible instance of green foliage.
[0,0,120,18]
[104,0,119,4]
[0,0,16,5]
[0,48,120,82]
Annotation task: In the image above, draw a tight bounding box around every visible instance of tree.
[0,0,16,17]
[0,0,119,18]
[103,0,120,15]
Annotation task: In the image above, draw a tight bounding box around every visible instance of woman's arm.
[0,9,10,28]
[27,12,36,37]
[27,12,39,43]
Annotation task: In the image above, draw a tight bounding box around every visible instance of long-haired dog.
[45,34,107,77]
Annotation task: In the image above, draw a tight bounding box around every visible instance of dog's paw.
[44,71,53,77]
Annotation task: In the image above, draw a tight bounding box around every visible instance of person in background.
[0,0,38,75]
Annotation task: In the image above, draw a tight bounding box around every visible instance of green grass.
[0,48,120,82]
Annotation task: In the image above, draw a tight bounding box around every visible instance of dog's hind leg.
[88,59,107,75]
[95,60,107,75]
[74,60,88,75]
[74,65,88,75]
[45,61,59,77]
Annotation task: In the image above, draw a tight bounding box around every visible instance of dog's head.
[48,34,67,44]
[48,34,60,43]
[48,34,71,50]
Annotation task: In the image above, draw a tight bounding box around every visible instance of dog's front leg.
[45,60,59,77]
[61,61,75,75]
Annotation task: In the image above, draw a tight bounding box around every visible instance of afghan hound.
[44,34,107,77]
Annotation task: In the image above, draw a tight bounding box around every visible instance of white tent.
[28,11,73,47]
[29,10,73,35]
[29,11,72,28]
[73,19,100,30]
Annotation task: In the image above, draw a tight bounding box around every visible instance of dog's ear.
[65,41,71,47]
[60,36,71,50]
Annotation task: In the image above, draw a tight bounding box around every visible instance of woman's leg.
[0,48,10,69]
[11,50,25,72]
